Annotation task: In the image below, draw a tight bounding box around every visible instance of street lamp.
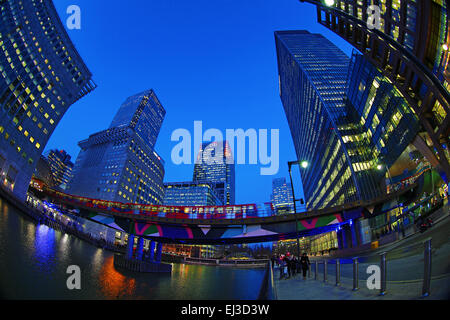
[376,163,393,193]
[288,160,308,259]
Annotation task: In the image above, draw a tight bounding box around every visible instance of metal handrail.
[257,261,278,300]
[310,237,435,297]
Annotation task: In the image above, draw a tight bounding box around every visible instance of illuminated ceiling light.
[443,43,449,51]
[376,164,383,170]
[324,0,335,6]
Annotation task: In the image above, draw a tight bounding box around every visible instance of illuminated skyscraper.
[44,149,74,190]
[0,0,95,200]
[163,181,223,206]
[68,90,165,204]
[276,30,421,209]
[193,141,235,205]
[301,0,450,183]
[271,177,294,214]
[276,30,356,209]
[109,89,165,149]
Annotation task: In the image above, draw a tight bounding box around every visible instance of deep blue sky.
[48,0,353,205]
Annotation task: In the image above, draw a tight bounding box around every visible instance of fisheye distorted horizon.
[48,0,354,204]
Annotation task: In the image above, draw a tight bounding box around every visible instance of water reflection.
[98,255,136,299]
[0,197,264,300]
[33,224,56,273]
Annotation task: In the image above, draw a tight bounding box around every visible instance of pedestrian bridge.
[38,183,417,245]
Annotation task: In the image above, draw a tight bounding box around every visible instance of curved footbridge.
[41,184,417,245]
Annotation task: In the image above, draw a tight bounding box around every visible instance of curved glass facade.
[276,30,420,210]
[0,0,95,200]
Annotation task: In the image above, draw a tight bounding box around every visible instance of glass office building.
[163,181,223,207]
[303,0,450,183]
[275,30,357,210]
[271,177,294,214]
[68,91,165,205]
[275,30,420,210]
[44,149,74,190]
[109,89,165,149]
[193,141,235,205]
[0,0,95,200]
[343,51,420,199]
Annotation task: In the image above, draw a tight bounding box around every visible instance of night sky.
[48,0,354,205]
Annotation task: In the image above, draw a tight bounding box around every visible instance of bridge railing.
[43,187,280,219]
[41,181,418,222]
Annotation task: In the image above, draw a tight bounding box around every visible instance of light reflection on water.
[33,224,56,274]
[98,255,137,299]
[0,197,265,299]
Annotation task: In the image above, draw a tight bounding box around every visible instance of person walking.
[300,252,310,280]
[291,256,297,276]
[285,252,292,278]
[279,255,286,279]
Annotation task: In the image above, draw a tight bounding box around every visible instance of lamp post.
[288,160,308,259]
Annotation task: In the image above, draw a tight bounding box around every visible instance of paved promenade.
[274,268,449,300]
[274,203,450,300]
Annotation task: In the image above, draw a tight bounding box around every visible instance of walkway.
[274,270,449,300]
[274,203,450,300]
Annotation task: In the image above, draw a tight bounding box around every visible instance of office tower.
[68,90,165,205]
[109,89,165,149]
[271,177,294,214]
[193,141,235,205]
[44,149,74,190]
[163,181,223,206]
[276,30,356,209]
[276,30,421,209]
[33,155,55,188]
[0,0,95,200]
[301,0,450,183]
[344,51,420,197]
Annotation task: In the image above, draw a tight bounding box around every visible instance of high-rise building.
[193,141,235,205]
[32,155,55,188]
[44,149,74,190]
[275,30,419,210]
[109,89,165,149]
[344,51,420,197]
[163,181,223,206]
[300,0,450,183]
[271,177,294,214]
[276,30,356,209]
[68,90,165,204]
[0,0,96,200]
